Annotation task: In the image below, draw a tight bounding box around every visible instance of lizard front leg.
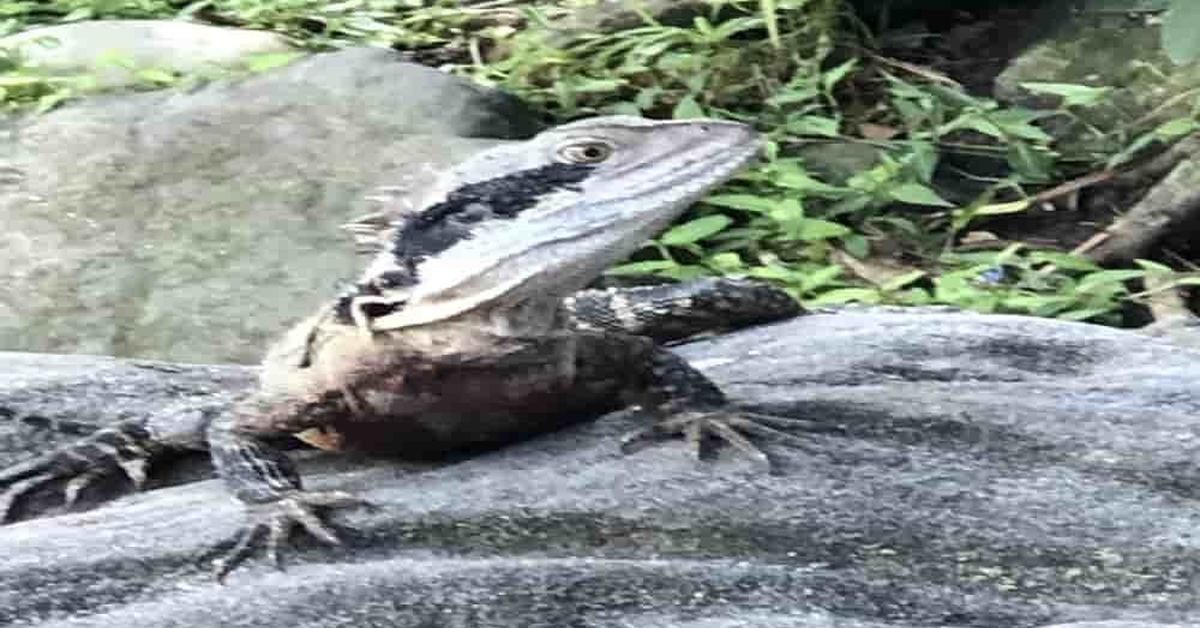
[565,277,801,343]
[620,346,816,471]
[205,392,368,580]
[565,279,809,469]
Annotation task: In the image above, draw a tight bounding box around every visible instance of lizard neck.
[387,295,566,352]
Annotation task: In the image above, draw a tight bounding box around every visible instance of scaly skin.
[0,117,809,580]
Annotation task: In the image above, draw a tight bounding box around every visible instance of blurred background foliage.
[4,0,1200,327]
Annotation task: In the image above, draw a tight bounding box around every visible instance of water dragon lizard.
[0,116,806,579]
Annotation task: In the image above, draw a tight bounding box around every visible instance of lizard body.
[0,116,804,578]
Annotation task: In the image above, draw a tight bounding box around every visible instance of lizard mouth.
[674,137,761,199]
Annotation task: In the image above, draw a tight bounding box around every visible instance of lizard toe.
[0,418,164,522]
[212,490,370,582]
[620,408,815,472]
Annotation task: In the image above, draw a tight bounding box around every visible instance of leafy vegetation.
[3,0,1199,326]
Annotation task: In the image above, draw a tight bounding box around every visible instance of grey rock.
[0,48,540,364]
[2,309,1199,627]
[0,20,296,87]
[993,7,1200,154]
[1041,622,1189,628]
[1137,315,1200,351]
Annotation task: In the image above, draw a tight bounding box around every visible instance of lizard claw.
[212,490,371,582]
[620,408,818,472]
[0,420,159,521]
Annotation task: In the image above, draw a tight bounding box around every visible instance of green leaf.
[766,197,804,222]
[1027,251,1101,272]
[821,58,857,92]
[800,264,843,291]
[607,101,642,116]
[970,199,1031,216]
[711,17,765,41]
[907,141,938,183]
[1076,269,1145,293]
[245,51,304,73]
[33,89,71,113]
[993,242,1024,265]
[892,98,930,130]
[894,287,933,305]
[1003,294,1074,316]
[841,233,870,258]
[658,265,710,281]
[1164,0,1200,64]
[767,85,820,107]
[888,182,954,207]
[1019,82,1110,108]
[808,287,880,305]
[134,67,177,84]
[634,86,663,110]
[672,94,705,119]
[1007,142,1054,182]
[1056,307,1114,322]
[771,165,846,197]
[660,215,732,245]
[705,194,784,213]
[1108,130,1160,168]
[706,251,744,272]
[1000,123,1054,143]
[942,114,1003,139]
[0,74,60,87]
[762,0,780,48]
[1134,259,1176,275]
[747,264,799,282]
[795,218,851,241]
[1154,117,1199,140]
[786,115,840,137]
[572,78,626,93]
[880,270,926,292]
[606,260,678,275]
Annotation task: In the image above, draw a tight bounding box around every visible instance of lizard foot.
[0,420,158,522]
[212,490,371,582]
[619,409,816,472]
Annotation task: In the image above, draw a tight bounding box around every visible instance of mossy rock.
[995,10,1198,156]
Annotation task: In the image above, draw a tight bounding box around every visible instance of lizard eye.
[555,140,614,164]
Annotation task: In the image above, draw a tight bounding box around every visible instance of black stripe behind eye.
[388,162,594,280]
[334,162,594,325]
[396,162,594,256]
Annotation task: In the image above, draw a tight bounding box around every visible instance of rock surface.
[0,48,541,364]
[2,309,1198,627]
[0,20,296,87]
[993,4,1196,154]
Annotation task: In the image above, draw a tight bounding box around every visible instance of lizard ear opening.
[554,139,615,165]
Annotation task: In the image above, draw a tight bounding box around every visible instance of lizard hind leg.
[0,419,168,522]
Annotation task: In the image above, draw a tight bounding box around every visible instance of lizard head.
[346,116,760,331]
